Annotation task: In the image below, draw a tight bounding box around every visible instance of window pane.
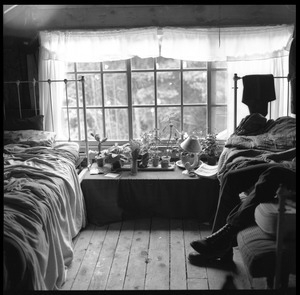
[67,63,75,72]
[132,107,155,138]
[103,60,126,71]
[156,57,180,69]
[183,106,206,136]
[61,109,79,140]
[183,61,207,69]
[157,107,181,140]
[157,72,180,104]
[85,108,104,140]
[65,76,77,107]
[79,109,86,141]
[78,74,102,107]
[77,62,100,71]
[132,72,154,105]
[105,108,129,141]
[183,71,207,104]
[211,106,227,135]
[103,73,128,106]
[211,71,228,104]
[131,57,154,70]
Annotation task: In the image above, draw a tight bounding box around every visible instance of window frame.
[65,58,227,149]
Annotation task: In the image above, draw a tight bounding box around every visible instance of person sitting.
[189,148,296,265]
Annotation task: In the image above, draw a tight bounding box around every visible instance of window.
[39,26,293,143]
[64,57,227,146]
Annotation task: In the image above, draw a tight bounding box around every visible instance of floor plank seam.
[104,221,122,290]
[87,225,109,290]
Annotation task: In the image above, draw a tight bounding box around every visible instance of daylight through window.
[63,57,228,146]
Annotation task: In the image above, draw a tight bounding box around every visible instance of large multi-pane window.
[64,57,227,146]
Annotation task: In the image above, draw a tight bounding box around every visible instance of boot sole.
[190,242,233,261]
[188,251,234,267]
[190,241,233,260]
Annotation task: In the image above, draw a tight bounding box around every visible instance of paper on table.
[104,172,120,178]
[194,162,218,178]
[90,167,104,174]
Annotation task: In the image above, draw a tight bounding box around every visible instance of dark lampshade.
[180,136,201,153]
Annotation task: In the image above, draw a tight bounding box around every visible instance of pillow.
[4,115,44,131]
[4,130,56,147]
[254,202,296,240]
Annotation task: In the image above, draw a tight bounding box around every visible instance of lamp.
[180,135,202,175]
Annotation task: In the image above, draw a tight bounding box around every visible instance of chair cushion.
[237,225,295,278]
[237,225,277,278]
[254,202,296,240]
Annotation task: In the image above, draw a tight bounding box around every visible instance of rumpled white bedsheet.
[4,143,87,290]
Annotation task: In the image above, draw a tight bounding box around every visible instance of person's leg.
[227,166,296,229]
[212,163,276,233]
[190,163,274,261]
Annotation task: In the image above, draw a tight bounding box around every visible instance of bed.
[216,112,296,289]
[3,125,87,290]
[217,113,296,181]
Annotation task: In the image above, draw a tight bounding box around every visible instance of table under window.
[81,166,220,226]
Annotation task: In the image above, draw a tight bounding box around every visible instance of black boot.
[190,224,238,259]
[188,248,234,267]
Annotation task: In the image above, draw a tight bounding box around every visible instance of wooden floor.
[61,217,293,291]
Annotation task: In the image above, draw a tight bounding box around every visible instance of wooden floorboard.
[123,218,151,290]
[62,217,276,290]
[170,218,187,290]
[145,217,170,290]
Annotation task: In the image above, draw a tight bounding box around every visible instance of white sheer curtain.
[39,27,160,132]
[161,25,293,138]
[39,25,294,137]
[161,25,293,61]
[38,59,66,135]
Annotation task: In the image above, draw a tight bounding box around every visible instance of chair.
[237,184,296,289]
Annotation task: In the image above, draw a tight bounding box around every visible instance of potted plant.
[159,114,183,166]
[90,132,107,167]
[200,133,220,165]
[129,139,141,175]
[140,129,162,167]
[104,143,131,170]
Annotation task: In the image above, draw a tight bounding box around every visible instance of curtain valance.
[39,27,160,62]
[39,25,294,63]
[161,25,293,61]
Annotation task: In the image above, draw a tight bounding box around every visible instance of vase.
[131,158,138,175]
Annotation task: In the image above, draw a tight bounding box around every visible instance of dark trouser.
[212,164,295,233]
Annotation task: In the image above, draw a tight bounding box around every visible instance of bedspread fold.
[4,142,86,290]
